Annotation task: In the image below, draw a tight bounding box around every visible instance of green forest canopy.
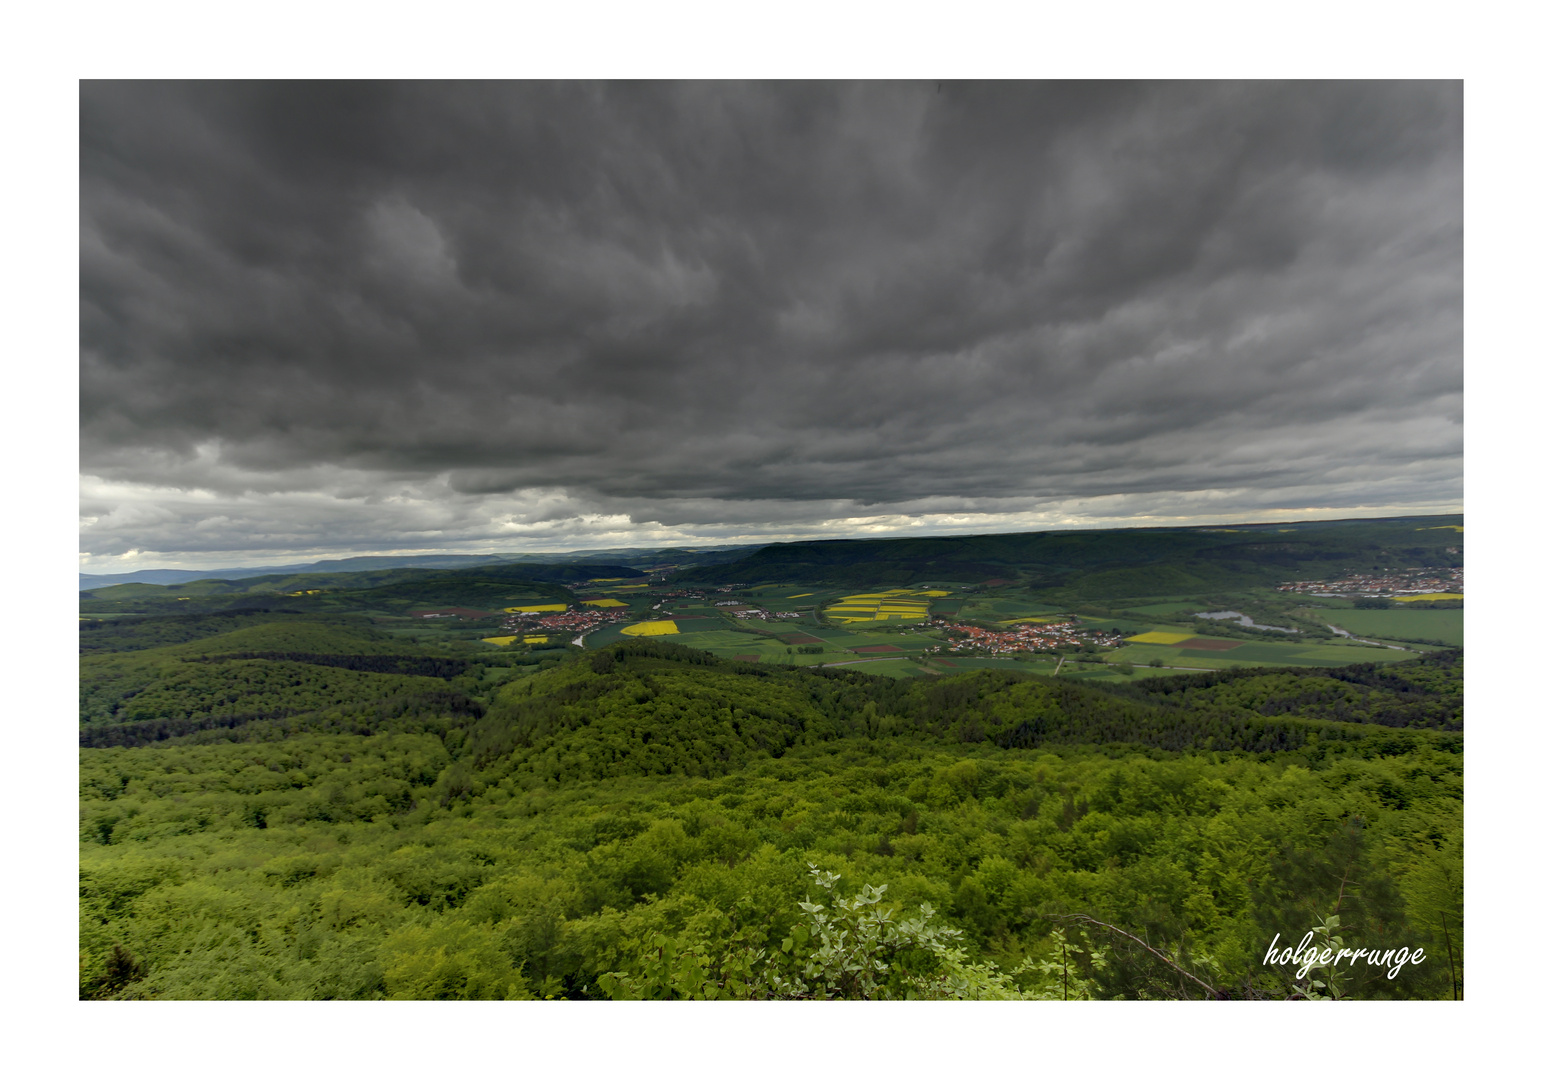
[80,613,1462,1001]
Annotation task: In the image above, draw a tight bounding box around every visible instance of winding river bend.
[1196,610,1299,633]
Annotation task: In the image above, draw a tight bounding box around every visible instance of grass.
[579,623,635,649]
[819,657,932,678]
[1103,636,1411,671]
[672,630,814,652]
[917,656,1039,674]
[1320,608,1463,646]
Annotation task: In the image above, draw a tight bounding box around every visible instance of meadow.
[1323,608,1463,646]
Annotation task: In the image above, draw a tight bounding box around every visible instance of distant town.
[1276,567,1463,597]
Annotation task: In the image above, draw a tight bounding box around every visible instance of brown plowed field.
[1177,638,1243,651]
[781,633,824,644]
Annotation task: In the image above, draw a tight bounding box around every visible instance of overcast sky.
[80,80,1462,571]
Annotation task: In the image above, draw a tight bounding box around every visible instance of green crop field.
[578,623,633,649]
[804,628,875,647]
[1058,666,1146,685]
[915,656,1037,674]
[819,656,931,678]
[1106,636,1418,671]
[669,631,838,666]
[1123,601,1202,616]
[670,629,781,651]
[1323,608,1463,646]
[1210,641,1419,666]
[1074,616,1158,636]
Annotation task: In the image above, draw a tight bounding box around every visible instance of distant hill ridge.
[681,514,1463,591]
[80,544,761,590]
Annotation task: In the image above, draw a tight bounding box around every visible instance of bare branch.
[1051,913,1221,999]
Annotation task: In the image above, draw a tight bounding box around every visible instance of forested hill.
[681,515,1464,590]
[80,543,763,590]
[459,642,1462,784]
[80,622,1462,1002]
[77,562,641,617]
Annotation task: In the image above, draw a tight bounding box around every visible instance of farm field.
[820,656,932,678]
[664,629,842,666]
[620,620,679,637]
[1073,615,1160,635]
[823,589,938,624]
[1327,608,1463,645]
[1058,665,1149,685]
[1106,638,1414,670]
[1123,601,1203,616]
[1125,630,1194,644]
[470,553,1459,683]
[917,656,1044,674]
[670,629,798,651]
[579,622,636,648]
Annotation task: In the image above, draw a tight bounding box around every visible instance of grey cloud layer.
[80,81,1461,562]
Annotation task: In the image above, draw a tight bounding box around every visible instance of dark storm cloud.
[80,80,1461,564]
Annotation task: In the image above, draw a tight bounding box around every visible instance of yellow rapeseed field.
[1394,593,1463,602]
[1126,631,1194,645]
[621,621,679,636]
[480,636,519,647]
[523,635,548,644]
[506,604,565,613]
[581,598,628,607]
[825,589,932,623]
